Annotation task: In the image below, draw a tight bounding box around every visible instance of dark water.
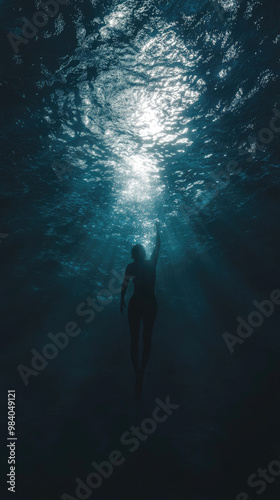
[1,1,280,499]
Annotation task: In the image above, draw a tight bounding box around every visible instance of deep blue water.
[1,1,280,499]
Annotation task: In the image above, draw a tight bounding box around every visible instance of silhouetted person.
[121,222,160,399]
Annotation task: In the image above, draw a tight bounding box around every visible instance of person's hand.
[120,299,125,313]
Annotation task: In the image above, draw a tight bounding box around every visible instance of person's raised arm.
[151,221,161,266]
[120,265,131,313]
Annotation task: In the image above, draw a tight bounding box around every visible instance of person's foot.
[135,371,143,400]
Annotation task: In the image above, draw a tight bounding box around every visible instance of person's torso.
[129,260,156,298]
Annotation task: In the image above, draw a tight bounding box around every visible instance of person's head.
[131,244,146,262]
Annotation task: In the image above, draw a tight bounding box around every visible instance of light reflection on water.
[48,13,203,229]
[40,0,277,268]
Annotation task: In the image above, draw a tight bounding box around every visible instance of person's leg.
[140,298,157,375]
[128,298,141,374]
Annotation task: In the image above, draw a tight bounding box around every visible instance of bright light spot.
[119,153,159,203]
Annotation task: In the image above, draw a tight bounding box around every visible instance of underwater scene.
[1,0,280,499]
